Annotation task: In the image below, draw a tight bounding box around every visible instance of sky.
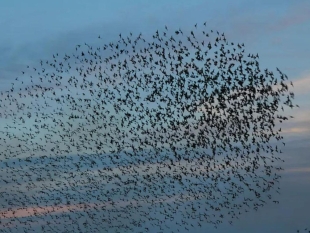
[0,0,310,232]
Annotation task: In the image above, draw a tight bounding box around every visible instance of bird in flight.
[0,22,298,232]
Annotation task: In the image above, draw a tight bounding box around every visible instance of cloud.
[217,1,309,51]
[283,167,310,174]
[282,127,310,134]
[292,74,310,95]
[0,190,202,219]
[269,2,310,31]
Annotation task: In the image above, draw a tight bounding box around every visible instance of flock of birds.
[0,22,300,232]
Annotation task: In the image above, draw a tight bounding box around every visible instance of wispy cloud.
[269,2,310,31]
[292,74,310,95]
[0,190,202,219]
[282,167,310,174]
[282,127,310,135]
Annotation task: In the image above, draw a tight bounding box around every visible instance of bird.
[0,22,298,233]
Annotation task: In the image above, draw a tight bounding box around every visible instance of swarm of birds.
[0,22,298,232]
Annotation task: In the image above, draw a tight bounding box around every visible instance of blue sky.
[0,0,310,232]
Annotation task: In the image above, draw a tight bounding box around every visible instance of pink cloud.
[281,167,310,174]
[0,194,191,220]
[269,2,310,31]
[293,75,310,95]
[0,203,110,219]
